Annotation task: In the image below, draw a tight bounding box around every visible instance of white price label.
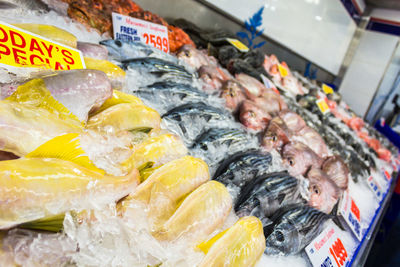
[339,190,363,241]
[112,12,169,53]
[305,224,350,267]
[366,176,383,200]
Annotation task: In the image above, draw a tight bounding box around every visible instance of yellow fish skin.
[152,181,232,243]
[94,90,143,115]
[132,156,209,203]
[121,133,187,172]
[119,156,208,222]
[86,103,161,133]
[12,24,77,48]
[7,70,113,123]
[84,57,126,89]
[0,158,139,230]
[198,216,266,267]
[0,100,81,156]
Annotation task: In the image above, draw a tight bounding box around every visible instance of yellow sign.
[322,83,334,94]
[0,21,85,70]
[278,63,288,77]
[226,38,249,52]
[316,98,330,114]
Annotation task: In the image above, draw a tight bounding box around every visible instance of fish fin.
[19,214,65,232]
[197,228,230,254]
[179,124,187,135]
[130,127,153,134]
[6,79,83,126]
[137,161,155,182]
[26,133,105,174]
[203,114,212,122]
[330,202,346,230]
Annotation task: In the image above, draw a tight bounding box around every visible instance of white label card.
[112,12,169,53]
[306,224,350,267]
[339,190,363,241]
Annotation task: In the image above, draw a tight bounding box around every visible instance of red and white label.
[339,190,363,241]
[305,224,349,267]
[112,12,169,53]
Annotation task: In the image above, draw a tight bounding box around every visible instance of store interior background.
[134,0,400,265]
[136,0,400,131]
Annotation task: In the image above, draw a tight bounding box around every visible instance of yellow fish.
[94,90,142,115]
[121,133,187,173]
[7,70,112,123]
[131,156,209,202]
[119,156,209,224]
[87,103,161,133]
[84,57,126,89]
[0,157,139,230]
[152,181,232,243]
[198,216,266,267]
[12,24,77,48]
[0,100,81,156]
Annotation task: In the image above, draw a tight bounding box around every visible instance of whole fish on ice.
[213,149,272,201]
[235,171,302,220]
[264,204,329,255]
[306,167,340,214]
[162,102,232,141]
[281,141,323,177]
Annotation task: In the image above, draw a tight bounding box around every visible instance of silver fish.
[235,172,302,219]
[264,204,329,255]
[162,102,232,142]
[213,149,272,201]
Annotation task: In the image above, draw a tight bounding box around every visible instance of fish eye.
[184,51,190,57]
[115,40,122,47]
[275,231,284,242]
[288,158,294,166]
[312,185,320,195]
[272,135,277,142]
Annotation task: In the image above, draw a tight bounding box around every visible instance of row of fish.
[1,2,398,266]
[93,37,340,259]
[0,21,271,266]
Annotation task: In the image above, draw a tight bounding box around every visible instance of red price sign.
[142,33,168,53]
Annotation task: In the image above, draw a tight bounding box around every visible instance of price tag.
[0,21,85,70]
[226,38,249,52]
[112,12,169,53]
[305,224,350,267]
[278,63,288,77]
[316,98,330,114]
[339,190,363,241]
[322,84,334,94]
[367,176,383,200]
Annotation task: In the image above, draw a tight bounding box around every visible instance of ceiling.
[366,0,400,10]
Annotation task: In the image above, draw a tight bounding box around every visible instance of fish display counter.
[0,1,398,267]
